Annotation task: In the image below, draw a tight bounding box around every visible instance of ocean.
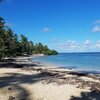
[32,53,100,72]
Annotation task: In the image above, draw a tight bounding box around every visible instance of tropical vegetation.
[0,17,58,60]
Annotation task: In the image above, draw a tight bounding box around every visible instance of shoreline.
[31,54,100,74]
[0,55,100,100]
[32,55,100,75]
[3,55,100,75]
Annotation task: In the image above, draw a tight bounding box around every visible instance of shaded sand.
[0,57,100,100]
[0,68,88,100]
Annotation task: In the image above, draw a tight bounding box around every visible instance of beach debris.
[22,66,34,71]
[40,70,58,77]
[42,70,100,92]
[8,96,15,100]
[8,87,12,91]
[67,71,88,76]
[37,68,42,72]
[22,66,43,72]
[20,60,100,92]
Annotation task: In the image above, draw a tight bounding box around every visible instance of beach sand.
[0,56,100,100]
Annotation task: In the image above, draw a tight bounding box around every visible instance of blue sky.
[0,0,100,52]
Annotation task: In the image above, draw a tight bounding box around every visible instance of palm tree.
[0,17,6,60]
[20,34,29,55]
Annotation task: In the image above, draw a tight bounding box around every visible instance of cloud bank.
[93,26,100,33]
[56,40,100,52]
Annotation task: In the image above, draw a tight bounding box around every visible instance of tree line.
[0,17,58,60]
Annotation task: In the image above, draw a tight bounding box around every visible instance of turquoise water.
[32,53,100,72]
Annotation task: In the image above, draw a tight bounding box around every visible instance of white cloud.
[41,27,51,32]
[56,40,100,52]
[84,40,92,48]
[65,40,79,49]
[94,20,100,25]
[57,40,80,52]
[84,40,91,45]
[92,20,100,33]
[95,40,100,48]
[93,26,100,33]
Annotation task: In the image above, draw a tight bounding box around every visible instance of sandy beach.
[0,56,100,100]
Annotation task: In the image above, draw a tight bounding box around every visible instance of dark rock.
[8,87,12,91]
[8,96,15,100]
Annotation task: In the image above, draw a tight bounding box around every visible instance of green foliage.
[43,50,58,55]
[0,17,58,60]
[33,43,58,55]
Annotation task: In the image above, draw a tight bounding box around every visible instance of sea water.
[32,53,100,72]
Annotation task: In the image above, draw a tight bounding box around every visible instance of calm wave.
[32,53,100,72]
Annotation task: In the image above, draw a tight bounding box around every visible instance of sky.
[0,0,100,52]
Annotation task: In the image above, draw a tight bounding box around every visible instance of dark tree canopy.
[0,17,58,60]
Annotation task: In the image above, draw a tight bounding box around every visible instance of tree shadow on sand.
[0,61,38,68]
[70,90,100,100]
[0,70,58,100]
[0,72,57,88]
